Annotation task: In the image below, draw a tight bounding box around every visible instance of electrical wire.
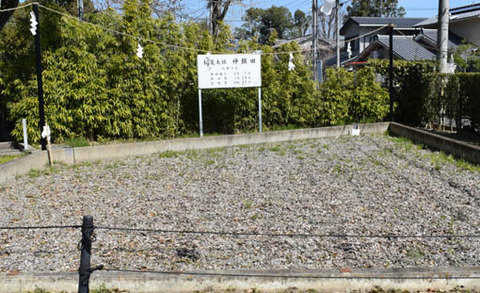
[0,2,32,13]
[0,225,81,230]
[95,226,480,239]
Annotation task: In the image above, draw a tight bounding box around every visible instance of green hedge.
[1,0,391,144]
[371,60,480,132]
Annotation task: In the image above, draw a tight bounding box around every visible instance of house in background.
[414,3,480,46]
[336,3,480,69]
[339,17,427,58]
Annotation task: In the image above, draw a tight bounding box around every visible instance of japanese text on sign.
[197,54,261,89]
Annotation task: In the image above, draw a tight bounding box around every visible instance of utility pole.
[32,3,46,151]
[209,0,213,35]
[336,0,340,68]
[312,0,318,81]
[437,0,449,73]
[389,24,395,121]
[77,0,84,20]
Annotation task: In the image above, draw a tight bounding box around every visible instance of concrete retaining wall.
[388,122,480,164]
[0,122,389,186]
[1,268,480,293]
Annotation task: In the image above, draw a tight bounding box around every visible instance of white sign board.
[197,54,261,89]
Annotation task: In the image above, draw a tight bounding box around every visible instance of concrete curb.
[1,268,480,293]
[388,122,480,164]
[0,122,389,186]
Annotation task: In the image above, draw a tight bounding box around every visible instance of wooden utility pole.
[389,24,395,121]
[437,0,449,73]
[312,0,318,80]
[33,4,46,151]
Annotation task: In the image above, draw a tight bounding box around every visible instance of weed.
[159,150,177,158]
[206,147,225,154]
[91,284,128,293]
[26,168,46,178]
[0,154,24,164]
[64,137,90,148]
[243,199,253,209]
[406,247,425,259]
[269,145,281,152]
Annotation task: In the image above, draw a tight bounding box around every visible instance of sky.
[183,0,480,27]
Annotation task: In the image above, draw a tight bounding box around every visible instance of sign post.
[197,54,262,136]
[258,87,262,133]
[198,89,203,137]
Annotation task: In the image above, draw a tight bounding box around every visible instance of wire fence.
[1,215,480,293]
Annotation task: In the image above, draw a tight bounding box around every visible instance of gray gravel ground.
[0,134,479,273]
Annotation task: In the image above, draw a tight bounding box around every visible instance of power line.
[96,226,480,239]
[0,2,32,12]
[0,225,81,230]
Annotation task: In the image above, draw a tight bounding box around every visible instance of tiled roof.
[349,17,426,27]
[413,28,463,49]
[414,4,480,27]
[372,35,435,61]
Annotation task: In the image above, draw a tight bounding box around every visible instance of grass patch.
[243,199,253,209]
[0,154,23,164]
[429,151,480,172]
[158,150,178,158]
[64,137,90,148]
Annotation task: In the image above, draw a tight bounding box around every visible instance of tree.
[235,6,294,43]
[0,0,18,32]
[318,2,345,40]
[454,43,480,72]
[346,0,405,17]
[208,0,234,37]
[293,9,310,38]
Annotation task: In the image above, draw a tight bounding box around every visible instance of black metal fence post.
[78,215,103,293]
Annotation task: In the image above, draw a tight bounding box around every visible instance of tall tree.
[293,9,311,38]
[346,0,405,17]
[0,0,18,32]
[318,2,345,40]
[235,5,294,43]
[208,0,234,37]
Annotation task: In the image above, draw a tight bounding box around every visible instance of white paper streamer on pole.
[347,42,352,59]
[288,53,295,71]
[29,11,37,35]
[320,0,335,15]
[136,43,143,58]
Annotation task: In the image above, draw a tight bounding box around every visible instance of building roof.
[340,17,426,34]
[414,3,480,27]
[356,35,435,62]
[274,35,333,49]
[413,28,463,50]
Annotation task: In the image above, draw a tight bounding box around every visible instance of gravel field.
[0,134,479,273]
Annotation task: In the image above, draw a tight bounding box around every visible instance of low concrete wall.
[1,268,480,293]
[71,122,389,163]
[388,122,480,164]
[0,150,47,185]
[0,123,390,186]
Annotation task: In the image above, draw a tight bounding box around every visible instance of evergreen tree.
[346,0,405,17]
